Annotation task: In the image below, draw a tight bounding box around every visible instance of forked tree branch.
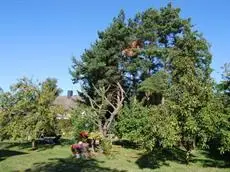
[82,82,125,137]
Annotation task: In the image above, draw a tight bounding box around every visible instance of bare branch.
[82,82,125,137]
[83,91,102,110]
[104,95,116,110]
[105,82,125,131]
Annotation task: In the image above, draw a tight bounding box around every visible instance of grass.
[0,140,230,172]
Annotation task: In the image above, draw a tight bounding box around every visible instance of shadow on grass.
[191,149,230,168]
[112,139,140,149]
[135,147,189,169]
[0,139,74,162]
[0,149,27,161]
[136,146,230,170]
[0,141,57,152]
[25,157,127,172]
[0,138,74,152]
[35,138,75,152]
[0,141,32,150]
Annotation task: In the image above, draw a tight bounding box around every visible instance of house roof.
[53,95,82,110]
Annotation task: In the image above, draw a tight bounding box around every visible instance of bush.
[116,98,179,151]
[101,138,112,155]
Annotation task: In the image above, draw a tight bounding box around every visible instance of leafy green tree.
[218,63,230,104]
[167,29,213,162]
[198,96,230,154]
[0,77,63,148]
[209,63,230,154]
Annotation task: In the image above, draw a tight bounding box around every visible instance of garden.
[0,3,230,172]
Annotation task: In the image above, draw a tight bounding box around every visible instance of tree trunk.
[98,120,108,137]
[32,139,36,150]
[193,137,196,149]
[91,139,95,152]
[98,120,104,136]
[185,149,191,164]
[161,96,165,105]
[103,128,108,138]
[181,136,193,164]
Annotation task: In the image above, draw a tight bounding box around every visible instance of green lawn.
[0,140,229,172]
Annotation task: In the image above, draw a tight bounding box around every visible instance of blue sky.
[0,0,229,95]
